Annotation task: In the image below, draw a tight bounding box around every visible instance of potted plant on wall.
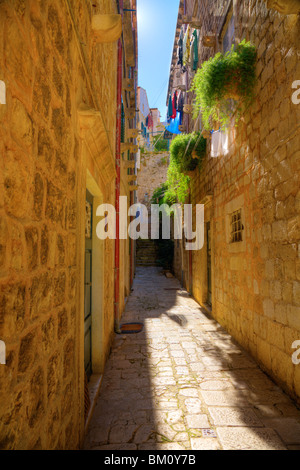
[191,40,257,130]
[170,132,207,177]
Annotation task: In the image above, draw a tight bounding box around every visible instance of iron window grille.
[230,209,243,243]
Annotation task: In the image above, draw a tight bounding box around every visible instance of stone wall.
[0,0,132,449]
[172,0,300,403]
[137,151,169,208]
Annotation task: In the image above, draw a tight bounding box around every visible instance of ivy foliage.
[169,132,207,173]
[158,132,206,204]
[153,133,169,152]
[191,40,257,129]
[164,158,190,204]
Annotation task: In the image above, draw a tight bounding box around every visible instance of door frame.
[84,189,93,378]
[86,170,105,375]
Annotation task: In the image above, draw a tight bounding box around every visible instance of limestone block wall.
[188,0,300,402]
[0,0,125,450]
[137,151,169,208]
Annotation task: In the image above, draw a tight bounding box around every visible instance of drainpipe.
[114,2,123,333]
[131,19,138,288]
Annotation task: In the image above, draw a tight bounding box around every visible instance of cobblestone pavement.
[84,267,300,451]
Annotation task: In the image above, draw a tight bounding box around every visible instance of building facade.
[137,86,151,149]
[167,0,300,403]
[0,0,138,449]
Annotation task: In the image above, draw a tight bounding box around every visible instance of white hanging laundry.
[0,80,6,104]
[211,130,229,158]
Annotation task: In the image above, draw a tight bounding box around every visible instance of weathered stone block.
[30,272,52,319]
[41,317,56,354]
[0,217,8,269]
[256,337,272,371]
[51,108,65,145]
[58,308,68,341]
[287,216,300,242]
[63,338,74,379]
[37,128,53,171]
[47,5,65,57]
[281,282,293,303]
[52,271,66,307]
[267,320,285,350]
[18,331,36,373]
[11,99,33,149]
[61,382,73,420]
[4,151,32,219]
[46,181,64,225]
[263,298,275,319]
[67,201,77,230]
[40,225,49,265]
[54,153,68,187]
[4,19,33,92]
[28,366,45,428]
[33,173,44,220]
[293,281,300,305]
[0,282,26,337]
[25,227,39,271]
[265,259,275,279]
[56,234,66,266]
[272,220,287,242]
[68,269,77,301]
[270,345,292,391]
[287,304,300,330]
[47,352,61,400]
[33,74,51,119]
[52,61,64,99]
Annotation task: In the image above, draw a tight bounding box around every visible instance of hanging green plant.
[191,40,257,130]
[162,132,207,204]
[164,158,190,204]
[169,132,207,175]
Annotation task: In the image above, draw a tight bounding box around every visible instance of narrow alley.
[84,267,300,451]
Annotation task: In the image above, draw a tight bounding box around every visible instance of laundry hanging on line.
[171,91,178,119]
[165,111,182,135]
[177,25,199,72]
[177,28,184,68]
[183,25,191,66]
[190,29,199,71]
[177,91,185,114]
[145,113,153,129]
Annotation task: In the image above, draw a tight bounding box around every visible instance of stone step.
[136,239,160,265]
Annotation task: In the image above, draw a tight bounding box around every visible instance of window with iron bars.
[230,209,244,243]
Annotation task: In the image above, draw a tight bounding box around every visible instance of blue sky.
[137,0,180,122]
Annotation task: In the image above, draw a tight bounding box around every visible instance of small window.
[230,209,243,243]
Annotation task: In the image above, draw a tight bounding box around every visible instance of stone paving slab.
[84,267,300,451]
